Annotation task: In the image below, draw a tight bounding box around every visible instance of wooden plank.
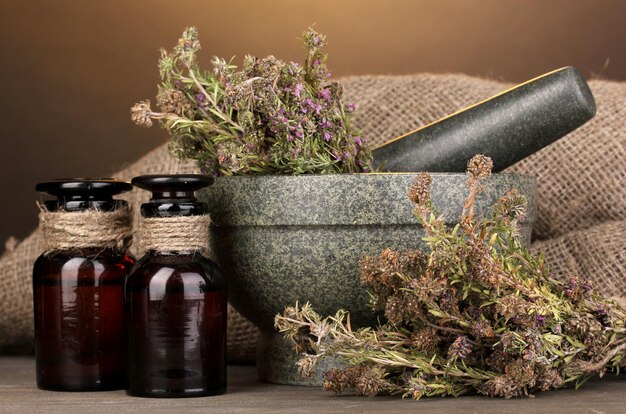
[1,357,625,414]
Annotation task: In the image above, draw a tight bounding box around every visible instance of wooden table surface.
[1,356,625,414]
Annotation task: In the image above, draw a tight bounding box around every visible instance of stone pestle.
[371,67,596,173]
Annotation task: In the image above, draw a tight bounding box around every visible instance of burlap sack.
[1,74,624,361]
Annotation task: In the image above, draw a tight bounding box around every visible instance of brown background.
[1,0,625,250]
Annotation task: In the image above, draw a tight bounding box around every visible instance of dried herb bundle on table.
[131,27,372,176]
[275,155,626,399]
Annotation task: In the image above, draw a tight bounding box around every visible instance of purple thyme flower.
[595,303,608,316]
[354,136,363,146]
[535,314,546,328]
[196,93,205,102]
[287,61,300,76]
[318,88,331,101]
[563,277,580,301]
[323,132,332,141]
[320,118,332,128]
[310,35,323,47]
[592,303,611,326]
[347,102,357,112]
[448,335,473,360]
[293,83,304,97]
[295,129,304,139]
[304,98,322,114]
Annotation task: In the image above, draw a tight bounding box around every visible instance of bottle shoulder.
[130,251,220,273]
[35,248,135,265]
[33,249,134,283]
[126,251,225,291]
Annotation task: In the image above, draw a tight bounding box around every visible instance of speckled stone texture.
[200,173,537,385]
[372,67,596,173]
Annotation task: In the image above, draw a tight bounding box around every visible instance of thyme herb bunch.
[131,27,372,176]
[275,155,626,399]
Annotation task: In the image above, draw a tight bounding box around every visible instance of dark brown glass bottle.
[33,179,134,391]
[125,175,227,398]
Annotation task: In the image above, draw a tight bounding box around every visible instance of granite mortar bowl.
[200,173,537,385]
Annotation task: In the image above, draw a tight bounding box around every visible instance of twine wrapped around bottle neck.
[140,214,211,253]
[38,204,133,252]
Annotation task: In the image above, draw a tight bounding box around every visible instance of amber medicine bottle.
[33,179,134,391]
[125,174,227,398]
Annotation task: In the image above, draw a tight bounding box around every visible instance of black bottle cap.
[131,174,214,218]
[36,178,132,212]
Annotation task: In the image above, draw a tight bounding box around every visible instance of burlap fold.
[1,74,624,362]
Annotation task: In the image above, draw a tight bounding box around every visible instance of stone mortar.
[200,173,537,385]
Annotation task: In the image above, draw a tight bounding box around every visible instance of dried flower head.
[467,154,493,181]
[408,172,432,207]
[481,375,523,399]
[297,354,320,377]
[471,319,495,339]
[496,295,532,322]
[355,366,388,397]
[536,367,563,391]
[448,335,473,360]
[323,366,360,395]
[493,189,527,226]
[302,28,327,49]
[174,26,201,60]
[156,89,192,116]
[130,100,154,128]
[410,327,441,353]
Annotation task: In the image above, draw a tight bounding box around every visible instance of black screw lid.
[36,178,132,212]
[131,174,214,217]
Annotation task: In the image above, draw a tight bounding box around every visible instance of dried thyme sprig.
[131,27,372,176]
[275,154,626,399]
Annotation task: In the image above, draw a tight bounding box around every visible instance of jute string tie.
[140,214,211,253]
[38,204,133,252]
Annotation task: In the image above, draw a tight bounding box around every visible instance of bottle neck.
[43,199,127,212]
[39,203,133,253]
[139,214,211,254]
[140,201,208,218]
